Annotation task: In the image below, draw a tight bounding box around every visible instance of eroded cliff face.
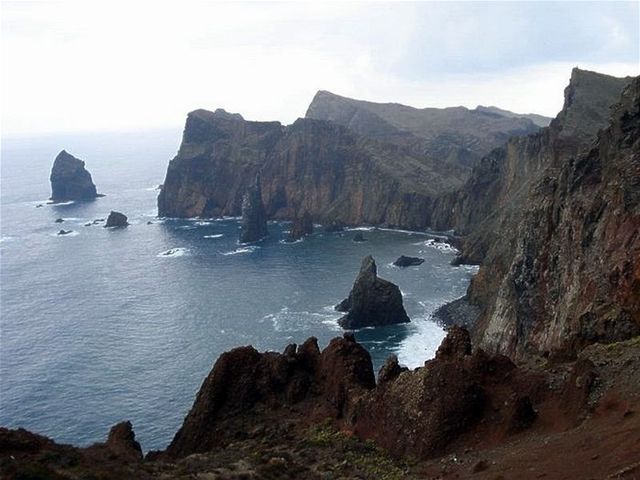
[475,76,640,358]
[158,109,469,229]
[435,69,638,359]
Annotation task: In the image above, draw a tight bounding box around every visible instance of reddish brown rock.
[105,421,142,462]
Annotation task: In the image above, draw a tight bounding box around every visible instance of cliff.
[49,150,99,202]
[434,69,638,359]
[158,110,469,229]
[306,90,542,168]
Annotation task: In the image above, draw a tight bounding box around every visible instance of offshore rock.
[239,175,268,243]
[104,211,128,228]
[352,232,366,242]
[336,256,410,329]
[50,150,99,202]
[393,255,424,267]
[287,211,313,242]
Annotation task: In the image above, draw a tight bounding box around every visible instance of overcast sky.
[2,1,639,136]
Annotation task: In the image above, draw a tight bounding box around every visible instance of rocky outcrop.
[352,232,366,242]
[50,150,99,202]
[306,90,541,169]
[335,256,410,329]
[393,255,424,267]
[239,175,268,243]
[432,69,637,359]
[104,421,142,461]
[287,211,313,242]
[165,333,374,458]
[104,211,128,228]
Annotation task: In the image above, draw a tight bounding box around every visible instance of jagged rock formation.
[433,69,638,359]
[393,255,424,267]
[239,176,269,243]
[49,150,99,202]
[287,211,313,242]
[104,211,128,228]
[335,256,410,329]
[165,333,375,458]
[306,90,542,168]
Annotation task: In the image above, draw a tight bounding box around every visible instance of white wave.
[395,318,446,369]
[157,247,190,257]
[221,246,259,255]
[1,236,16,243]
[414,238,459,253]
[176,225,197,230]
[215,216,241,221]
[203,234,224,239]
[376,227,430,236]
[279,238,303,244]
[47,200,75,206]
[345,226,375,232]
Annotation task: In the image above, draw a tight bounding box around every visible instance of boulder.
[336,256,410,329]
[393,255,424,267]
[287,211,313,242]
[49,150,100,202]
[57,229,72,235]
[105,211,128,228]
[239,175,268,244]
[54,218,64,223]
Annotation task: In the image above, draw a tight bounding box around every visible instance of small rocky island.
[104,211,128,228]
[287,211,313,242]
[336,256,410,329]
[393,255,425,267]
[239,176,268,244]
[50,150,101,202]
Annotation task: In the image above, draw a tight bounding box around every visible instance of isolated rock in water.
[50,150,99,202]
[105,211,128,228]
[54,218,64,223]
[336,256,410,329]
[353,232,366,242]
[105,421,142,462]
[57,229,72,235]
[393,255,425,267]
[239,176,268,243]
[287,211,313,242]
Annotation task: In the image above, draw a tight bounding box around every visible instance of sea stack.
[239,176,268,244]
[287,211,313,242]
[336,256,410,329]
[105,211,128,228]
[50,150,99,202]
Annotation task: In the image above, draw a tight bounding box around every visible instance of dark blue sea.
[0,129,478,451]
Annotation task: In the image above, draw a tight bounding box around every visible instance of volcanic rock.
[57,229,72,235]
[287,211,313,242]
[393,255,424,267]
[239,175,268,244]
[50,150,99,202]
[104,211,128,228]
[105,421,142,462]
[336,256,410,329]
[54,218,64,223]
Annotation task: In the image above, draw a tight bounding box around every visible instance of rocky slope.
[50,150,100,202]
[306,90,542,168]
[434,69,638,360]
[4,330,640,479]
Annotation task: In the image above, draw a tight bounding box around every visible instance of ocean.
[0,129,477,451]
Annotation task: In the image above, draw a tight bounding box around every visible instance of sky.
[1,1,639,136]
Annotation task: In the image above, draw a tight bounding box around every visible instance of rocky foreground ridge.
[3,329,640,479]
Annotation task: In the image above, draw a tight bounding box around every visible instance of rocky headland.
[50,150,100,202]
